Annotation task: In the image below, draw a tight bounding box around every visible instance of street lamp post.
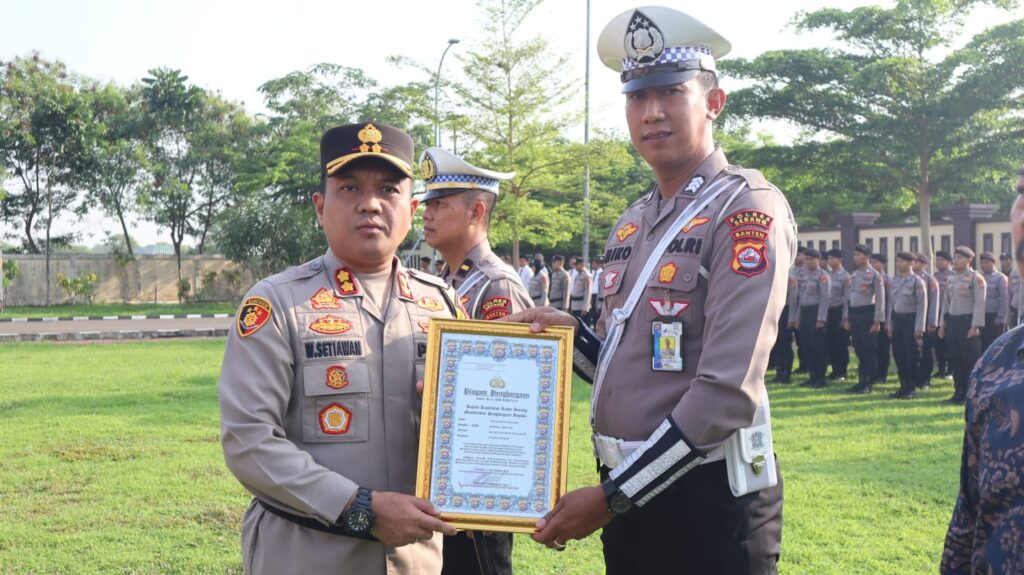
[582,0,592,263]
[434,38,460,147]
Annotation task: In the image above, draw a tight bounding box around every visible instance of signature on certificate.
[465,468,510,487]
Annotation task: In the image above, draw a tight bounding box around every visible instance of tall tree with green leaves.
[0,53,97,303]
[452,0,581,263]
[724,0,1024,259]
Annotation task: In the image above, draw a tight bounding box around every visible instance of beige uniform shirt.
[595,149,796,452]
[889,273,927,333]
[940,269,987,328]
[548,268,571,311]
[570,269,592,313]
[983,270,1009,325]
[219,249,461,575]
[847,266,886,323]
[444,240,533,320]
[788,267,830,324]
[917,271,940,330]
[935,268,954,318]
[528,272,548,307]
[829,267,851,318]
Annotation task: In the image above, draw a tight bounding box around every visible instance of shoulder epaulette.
[266,257,324,286]
[408,267,450,290]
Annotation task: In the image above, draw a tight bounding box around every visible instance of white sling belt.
[591,176,779,496]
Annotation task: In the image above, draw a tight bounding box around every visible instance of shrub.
[56,272,98,306]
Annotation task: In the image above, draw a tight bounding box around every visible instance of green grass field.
[0,341,965,574]
[1,302,238,319]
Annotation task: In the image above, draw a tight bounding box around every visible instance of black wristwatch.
[343,487,375,537]
[601,479,633,515]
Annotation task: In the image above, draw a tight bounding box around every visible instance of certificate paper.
[416,319,573,533]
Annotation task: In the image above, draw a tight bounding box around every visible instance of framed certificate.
[415,318,573,533]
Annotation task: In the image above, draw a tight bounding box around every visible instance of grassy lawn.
[0,341,965,574]
[1,302,237,319]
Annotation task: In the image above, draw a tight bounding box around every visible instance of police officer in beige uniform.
[218,123,460,575]
[871,253,893,384]
[527,260,549,307]
[888,252,927,399]
[939,246,987,404]
[825,248,850,380]
[912,253,940,390]
[933,250,955,377]
[547,256,571,312]
[979,251,1009,350]
[788,248,830,388]
[569,258,593,320]
[505,8,794,573]
[845,244,886,394]
[419,147,530,575]
[1000,252,1021,326]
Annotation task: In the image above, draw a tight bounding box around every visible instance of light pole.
[434,38,460,147]
[582,0,592,263]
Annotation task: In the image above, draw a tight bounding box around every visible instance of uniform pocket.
[301,360,369,443]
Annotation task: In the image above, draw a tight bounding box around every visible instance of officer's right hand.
[842,320,850,331]
[501,306,578,336]
[870,322,881,334]
[967,326,980,339]
[938,326,945,338]
[371,491,456,547]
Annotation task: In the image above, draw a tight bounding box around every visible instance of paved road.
[0,317,232,342]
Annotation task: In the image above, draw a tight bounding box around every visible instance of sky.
[0,0,1019,248]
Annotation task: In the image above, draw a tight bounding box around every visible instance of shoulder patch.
[237,296,272,338]
[726,210,774,230]
[482,297,511,321]
[732,241,768,277]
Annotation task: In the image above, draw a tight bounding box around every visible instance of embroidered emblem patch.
[310,287,341,310]
[482,297,511,321]
[648,298,689,317]
[658,262,678,284]
[732,241,768,277]
[681,217,710,234]
[418,296,444,312]
[418,320,431,333]
[397,272,414,300]
[334,268,360,296]
[319,403,352,435]
[237,296,272,338]
[731,228,768,242]
[726,210,774,230]
[309,315,353,335]
[325,365,350,390]
[683,176,705,194]
[603,270,620,290]
[615,222,639,243]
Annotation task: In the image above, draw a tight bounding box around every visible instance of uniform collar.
[443,239,494,287]
[642,148,729,230]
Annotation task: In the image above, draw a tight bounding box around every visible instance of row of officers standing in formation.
[775,244,1021,403]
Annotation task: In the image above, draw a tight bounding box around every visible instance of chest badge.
[658,262,678,284]
[604,270,620,291]
[418,296,445,312]
[681,216,710,234]
[649,298,689,317]
[325,365,350,390]
[310,288,341,310]
[615,222,639,243]
[309,315,353,335]
[319,403,352,435]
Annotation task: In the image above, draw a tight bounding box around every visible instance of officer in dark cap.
[889,252,926,399]
[789,248,830,387]
[547,255,570,312]
[219,122,462,574]
[978,251,1009,350]
[933,249,955,377]
[770,247,805,382]
[846,244,886,393]
[870,253,893,384]
[912,253,939,390]
[791,246,810,375]
[939,246,986,404]
[824,248,850,380]
[999,252,1021,326]
[419,146,530,575]
[419,256,434,274]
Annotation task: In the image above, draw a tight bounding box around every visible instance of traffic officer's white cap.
[598,6,731,93]
[419,147,515,202]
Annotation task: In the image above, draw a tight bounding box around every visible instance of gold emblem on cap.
[357,123,383,153]
[421,155,436,180]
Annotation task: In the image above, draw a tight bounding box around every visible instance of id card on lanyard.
[652,318,683,371]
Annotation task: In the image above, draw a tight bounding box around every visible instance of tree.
[0,53,97,304]
[452,0,582,263]
[724,0,1024,260]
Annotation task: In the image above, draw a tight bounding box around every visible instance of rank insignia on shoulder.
[334,267,360,296]
[325,365,350,390]
[310,288,341,310]
[726,210,774,230]
[237,296,272,338]
[658,262,678,284]
[683,176,705,194]
[615,222,639,243]
[482,297,511,320]
[732,241,768,277]
[418,296,444,312]
[319,403,352,435]
[397,272,414,300]
[309,315,353,335]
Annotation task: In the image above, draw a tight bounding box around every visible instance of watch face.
[609,493,632,514]
[346,510,372,533]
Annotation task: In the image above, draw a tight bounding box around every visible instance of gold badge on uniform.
[615,222,639,243]
[310,287,342,310]
[418,296,444,312]
[237,296,272,338]
[325,365,350,390]
[397,271,414,300]
[335,267,361,296]
[357,123,383,153]
[681,217,710,234]
[319,403,352,435]
[309,315,353,335]
[658,262,678,284]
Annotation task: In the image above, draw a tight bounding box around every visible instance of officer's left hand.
[967,327,980,339]
[914,331,924,340]
[531,486,612,550]
[887,326,893,338]
[815,320,825,330]
[501,306,578,336]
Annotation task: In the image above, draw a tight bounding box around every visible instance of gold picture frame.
[415,318,573,533]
